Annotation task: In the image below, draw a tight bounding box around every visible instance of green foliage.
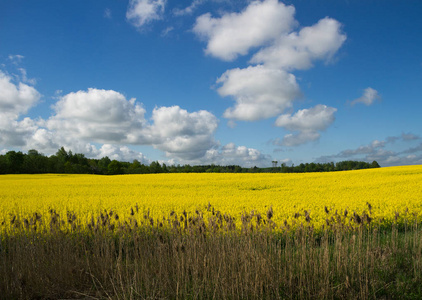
[0,147,381,175]
[107,160,122,175]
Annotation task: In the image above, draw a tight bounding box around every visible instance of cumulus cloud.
[126,0,166,29]
[250,17,346,70]
[193,1,345,133]
[46,88,146,144]
[0,117,38,147]
[274,105,337,146]
[350,87,381,106]
[97,144,150,163]
[21,127,151,163]
[217,65,301,121]
[0,70,41,117]
[193,0,296,61]
[275,104,337,131]
[14,87,221,162]
[27,134,151,164]
[194,143,271,167]
[0,65,270,164]
[0,70,41,147]
[26,128,60,153]
[148,106,219,160]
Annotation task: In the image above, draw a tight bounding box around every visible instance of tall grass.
[1,206,422,299]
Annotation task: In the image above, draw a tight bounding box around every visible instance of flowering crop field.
[1,165,422,232]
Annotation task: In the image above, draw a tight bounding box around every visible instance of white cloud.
[0,70,41,147]
[275,104,337,131]
[13,87,221,162]
[250,17,346,70]
[25,129,99,158]
[26,135,151,163]
[97,144,150,163]
[23,129,151,163]
[275,104,337,146]
[0,68,274,164]
[199,2,346,127]
[350,87,381,106]
[197,143,271,167]
[0,117,38,147]
[217,65,301,121]
[46,88,146,144]
[126,0,166,29]
[26,128,60,153]
[0,70,41,117]
[193,0,296,61]
[31,113,270,165]
[174,0,205,16]
[148,106,219,160]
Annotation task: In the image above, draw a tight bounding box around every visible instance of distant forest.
[0,147,380,175]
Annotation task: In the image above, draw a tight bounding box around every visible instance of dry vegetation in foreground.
[1,206,422,300]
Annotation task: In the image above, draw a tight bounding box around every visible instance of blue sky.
[1,0,421,167]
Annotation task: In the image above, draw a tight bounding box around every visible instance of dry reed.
[1,205,422,299]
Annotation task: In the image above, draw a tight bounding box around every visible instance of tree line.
[0,147,380,175]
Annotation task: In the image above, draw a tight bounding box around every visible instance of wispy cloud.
[8,54,24,65]
[18,68,36,85]
[126,0,166,30]
[104,8,112,19]
[161,26,174,37]
[315,133,422,166]
[173,0,205,16]
[350,87,381,106]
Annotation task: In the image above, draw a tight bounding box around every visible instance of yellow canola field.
[1,165,422,231]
